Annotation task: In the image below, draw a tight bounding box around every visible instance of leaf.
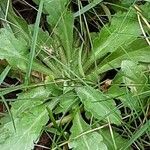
[45,0,69,27]
[56,11,74,63]
[76,86,121,125]
[28,25,52,51]
[121,0,135,7]
[88,39,150,81]
[0,28,53,75]
[34,0,74,63]
[107,84,142,111]
[99,128,131,150]
[122,120,150,150]
[0,28,28,69]
[0,0,29,43]
[28,25,61,76]
[25,0,44,84]
[0,105,48,150]
[0,65,11,85]
[74,0,103,17]
[0,86,58,150]
[69,112,108,150]
[84,10,141,71]
[54,91,79,114]
[140,2,150,19]
[11,86,51,116]
[121,60,148,94]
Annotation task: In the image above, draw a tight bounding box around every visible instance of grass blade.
[0,65,11,85]
[1,96,16,131]
[121,121,150,150]
[74,0,103,17]
[25,0,44,85]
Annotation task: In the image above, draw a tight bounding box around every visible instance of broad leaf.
[99,128,130,150]
[140,2,150,19]
[28,25,52,51]
[56,11,74,63]
[121,60,148,94]
[76,86,121,125]
[69,112,107,150]
[106,70,149,112]
[0,0,29,43]
[84,10,141,71]
[32,0,69,27]
[121,0,135,7]
[0,105,48,150]
[88,39,150,80]
[107,84,142,111]
[0,28,52,75]
[11,86,51,116]
[101,39,150,73]
[54,91,79,114]
[45,0,69,27]
[34,0,74,63]
[0,86,58,150]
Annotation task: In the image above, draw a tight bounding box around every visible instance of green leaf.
[99,128,130,150]
[0,28,53,75]
[11,86,51,116]
[25,0,44,84]
[69,112,107,150]
[121,60,148,94]
[28,25,61,76]
[33,0,74,66]
[0,86,58,150]
[121,0,135,7]
[107,84,141,111]
[76,86,121,125]
[0,106,48,150]
[0,65,11,85]
[122,120,150,150]
[74,0,103,17]
[0,0,29,43]
[88,39,150,81]
[84,10,141,72]
[140,2,150,19]
[0,28,28,70]
[34,0,74,63]
[54,91,79,114]
[45,0,69,27]
[56,11,74,63]
[28,25,52,52]
[0,105,48,150]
